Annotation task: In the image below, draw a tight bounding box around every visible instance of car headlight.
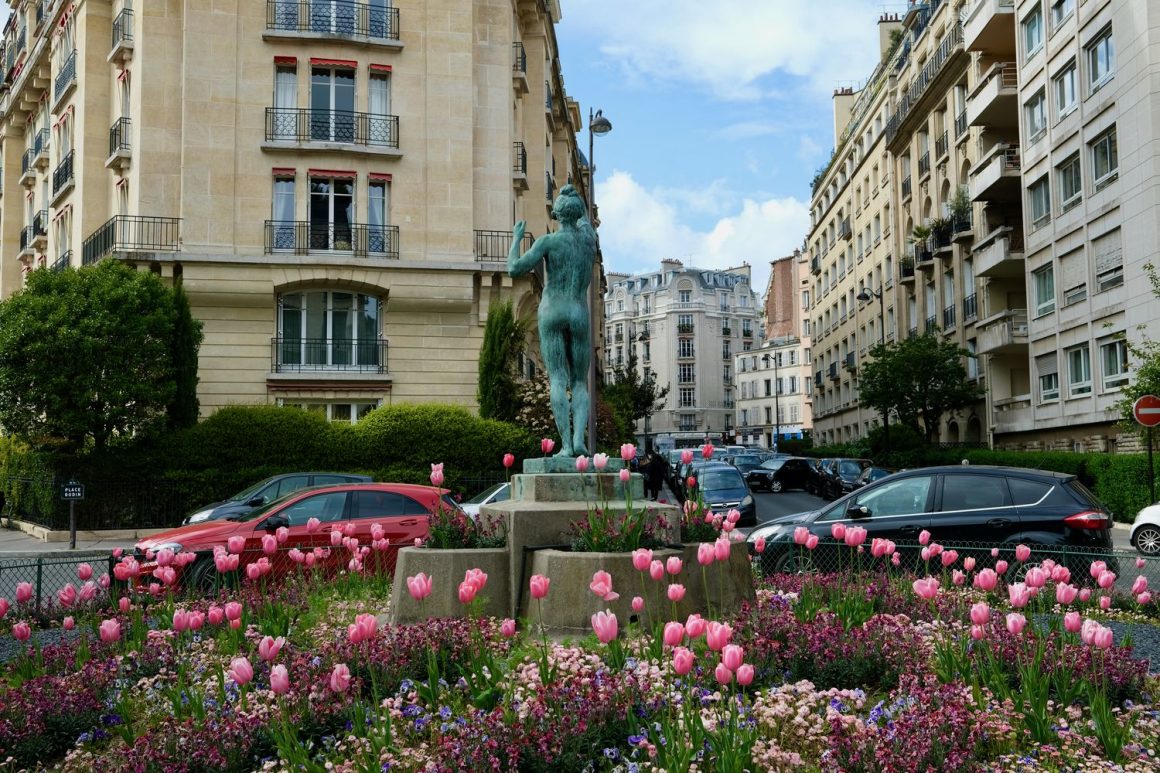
[152,541,184,554]
[747,523,783,543]
[741,495,754,509]
[186,509,214,524]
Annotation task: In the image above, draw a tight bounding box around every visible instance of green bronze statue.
[508,185,596,456]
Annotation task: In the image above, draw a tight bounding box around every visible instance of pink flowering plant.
[569,444,669,552]
[424,462,506,549]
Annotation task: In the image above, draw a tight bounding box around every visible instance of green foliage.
[166,283,204,430]
[1115,264,1160,440]
[0,262,180,452]
[860,333,984,442]
[601,348,668,448]
[476,300,530,422]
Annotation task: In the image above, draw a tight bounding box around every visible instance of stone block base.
[387,547,509,624]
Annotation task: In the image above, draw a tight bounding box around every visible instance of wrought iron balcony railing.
[52,250,71,272]
[473,229,532,261]
[52,150,74,194]
[109,117,131,157]
[33,128,49,160]
[264,220,399,258]
[513,42,526,73]
[513,141,527,175]
[111,8,134,49]
[266,1,399,41]
[271,336,388,374]
[82,215,182,265]
[55,50,76,101]
[265,108,399,149]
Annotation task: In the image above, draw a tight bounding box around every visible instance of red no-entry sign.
[1134,395,1160,427]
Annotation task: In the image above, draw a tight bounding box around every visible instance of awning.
[310,57,357,69]
[307,168,356,179]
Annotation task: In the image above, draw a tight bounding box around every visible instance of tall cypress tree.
[167,282,204,430]
[477,300,529,421]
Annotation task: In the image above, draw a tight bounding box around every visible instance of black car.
[182,472,374,524]
[731,455,766,477]
[853,466,895,489]
[690,462,757,527]
[746,457,814,493]
[747,465,1116,576]
[819,458,873,499]
[805,458,833,496]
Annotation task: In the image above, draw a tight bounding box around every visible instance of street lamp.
[856,287,889,454]
[587,108,612,454]
[762,351,780,453]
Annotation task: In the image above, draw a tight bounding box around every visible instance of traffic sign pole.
[1133,396,1160,505]
[69,500,76,550]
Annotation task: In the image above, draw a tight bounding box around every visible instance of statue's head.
[552,185,586,224]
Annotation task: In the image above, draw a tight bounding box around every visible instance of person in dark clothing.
[644,450,665,500]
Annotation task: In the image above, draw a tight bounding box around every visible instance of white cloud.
[597,170,809,291]
[563,0,884,100]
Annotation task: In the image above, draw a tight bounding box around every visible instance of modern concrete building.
[604,260,760,449]
[0,0,587,422]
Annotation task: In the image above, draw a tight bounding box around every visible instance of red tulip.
[680,449,694,465]
[700,443,715,460]
[503,453,515,469]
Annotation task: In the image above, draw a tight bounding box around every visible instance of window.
[678,338,695,358]
[678,363,695,383]
[279,491,349,525]
[679,388,695,408]
[1100,338,1129,390]
[1066,345,1091,397]
[1022,5,1043,56]
[966,338,979,380]
[678,289,691,303]
[940,475,1012,510]
[1093,228,1123,292]
[1029,176,1051,228]
[310,67,356,141]
[1087,27,1114,90]
[309,175,355,250]
[1008,477,1052,505]
[278,290,381,370]
[818,475,933,520]
[1053,60,1077,117]
[368,71,392,145]
[367,179,390,254]
[1057,154,1081,211]
[1033,264,1055,316]
[1036,353,1059,401]
[273,65,298,139]
[271,176,296,250]
[1024,89,1046,141]
[281,400,379,424]
[1090,128,1118,190]
[1050,0,1074,29]
[763,379,771,397]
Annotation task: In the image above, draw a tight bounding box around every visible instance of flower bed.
[0,539,1158,770]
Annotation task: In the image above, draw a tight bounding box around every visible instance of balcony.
[964,0,1016,56]
[814,372,823,388]
[943,304,956,329]
[912,240,934,268]
[264,220,398,258]
[810,256,821,275]
[263,108,400,155]
[967,62,1018,129]
[993,395,1033,435]
[19,149,34,186]
[52,150,74,198]
[976,309,1028,354]
[970,144,1021,202]
[954,109,968,139]
[271,336,388,375]
[908,327,919,340]
[963,293,978,323]
[264,1,401,46]
[741,329,752,339]
[677,323,694,335]
[838,218,852,241]
[512,42,528,93]
[107,117,132,170]
[545,171,555,203]
[901,174,912,199]
[109,8,134,63]
[952,210,973,242]
[917,151,931,178]
[32,128,49,169]
[52,250,72,272]
[975,227,1025,278]
[828,362,839,381]
[721,327,731,336]
[83,216,182,266]
[474,228,532,262]
[925,315,939,334]
[721,350,732,361]
[510,141,529,191]
[677,423,698,433]
[885,25,965,149]
[843,352,856,372]
[18,226,35,257]
[935,131,949,160]
[54,50,76,105]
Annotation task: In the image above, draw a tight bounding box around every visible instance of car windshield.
[237,490,306,521]
[465,483,507,505]
[230,476,277,503]
[700,470,745,491]
[840,461,867,476]
[760,459,787,471]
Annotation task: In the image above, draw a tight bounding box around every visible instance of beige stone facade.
[0,0,587,421]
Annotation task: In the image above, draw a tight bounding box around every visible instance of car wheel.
[770,480,783,493]
[772,549,815,574]
[185,556,221,595]
[1136,526,1160,556]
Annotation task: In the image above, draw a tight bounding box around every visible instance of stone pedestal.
[387,547,509,624]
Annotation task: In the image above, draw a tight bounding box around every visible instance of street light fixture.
[587,108,612,454]
[856,287,889,454]
[762,351,780,453]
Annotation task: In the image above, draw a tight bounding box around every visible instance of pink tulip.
[594,453,609,470]
[714,662,733,685]
[1139,591,1153,605]
[119,597,132,613]
[99,574,111,589]
[207,606,224,625]
[226,535,245,554]
[1137,557,1146,569]
[666,557,683,576]
[76,563,93,582]
[912,576,939,600]
[686,476,697,490]
[1099,595,1112,610]
[11,622,30,641]
[844,526,867,548]
[928,543,943,558]
[805,534,819,550]
[1008,583,1031,609]
[619,468,630,483]
[1051,565,1071,584]
[755,536,767,554]
[590,570,615,600]
[952,570,966,586]
[1132,576,1148,595]
[0,599,8,619]
[940,549,959,568]
[407,573,433,601]
[1015,544,1031,562]
[921,547,931,562]
[259,635,285,662]
[62,616,75,631]
[503,453,515,469]
[649,560,665,581]
[631,596,644,613]
[736,663,755,686]
[246,563,262,581]
[1089,560,1107,579]
[677,448,693,465]
[500,618,517,638]
[591,610,618,643]
[529,574,550,599]
[701,443,715,460]
[457,581,478,604]
[224,601,243,621]
[663,621,685,647]
[270,664,290,695]
[1006,613,1027,635]
[306,517,321,533]
[963,556,976,572]
[189,611,205,631]
[995,560,1009,575]
[229,618,241,630]
[1056,582,1078,605]
[685,614,706,638]
[970,625,985,640]
[575,455,589,473]
[1093,625,1114,649]
[112,548,123,558]
[276,526,290,544]
[227,656,254,686]
[1024,567,1047,589]
[705,621,733,651]
[672,646,694,676]
[57,584,76,608]
[464,568,488,593]
[891,553,901,566]
[172,609,190,632]
[15,583,32,605]
[794,526,810,546]
[1081,618,1099,645]
[969,602,990,626]
[696,543,715,566]
[429,462,445,487]
[714,536,731,562]
[632,548,653,572]
[99,619,121,643]
[870,538,888,558]
[991,547,1000,558]
[541,438,555,455]
[918,529,931,546]
[1079,588,1092,602]
[722,643,745,672]
[1064,611,1082,632]
[620,443,637,462]
[667,584,686,603]
[330,529,343,547]
[830,523,846,540]
[1097,570,1116,589]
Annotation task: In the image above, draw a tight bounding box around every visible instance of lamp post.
[587,108,612,454]
[762,351,780,453]
[856,287,889,454]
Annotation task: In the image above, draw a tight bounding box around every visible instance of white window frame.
[1050,0,1074,30]
[1100,338,1129,391]
[1022,5,1044,58]
[1033,264,1055,317]
[1053,60,1077,119]
[1024,89,1047,142]
[1090,127,1118,191]
[1066,345,1092,397]
[1040,370,1060,402]
[1029,176,1051,229]
[1057,153,1081,212]
[1087,27,1114,92]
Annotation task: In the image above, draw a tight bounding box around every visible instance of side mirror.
[247,495,267,507]
[263,514,289,531]
[846,504,870,519]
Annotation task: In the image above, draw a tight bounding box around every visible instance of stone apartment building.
[604,260,760,449]
[0,0,587,422]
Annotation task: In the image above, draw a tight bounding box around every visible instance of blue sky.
[555,0,902,290]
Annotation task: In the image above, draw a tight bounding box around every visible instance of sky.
[555,0,905,292]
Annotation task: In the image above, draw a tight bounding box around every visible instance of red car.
[132,483,453,590]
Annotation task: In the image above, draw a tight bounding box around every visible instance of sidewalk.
[0,527,123,558]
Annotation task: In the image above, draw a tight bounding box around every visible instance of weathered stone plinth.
[387,547,509,624]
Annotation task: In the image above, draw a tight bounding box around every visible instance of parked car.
[182,472,374,524]
[747,457,814,493]
[730,455,766,477]
[746,465,1116,576]
[460,481,511,521]
[818,458,873,499]
[1130,503,1160,555]
[853,466,895,489]
[805,458,835,496]
[136,483,455,590]
[689,462,756,526]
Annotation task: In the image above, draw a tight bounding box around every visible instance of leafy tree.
[166,282,204,430]
[477,300,530,422]
[1115,263,1160,442]
[0,262,181,453]
[602,348,669,449]
[859,333,983,444]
